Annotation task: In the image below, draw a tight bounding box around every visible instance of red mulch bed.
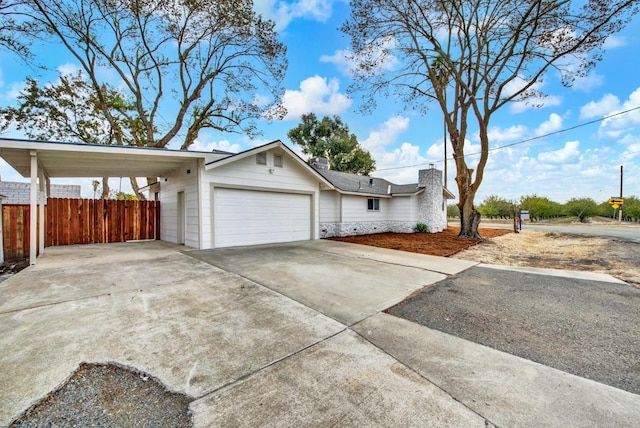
[328,226,512,257]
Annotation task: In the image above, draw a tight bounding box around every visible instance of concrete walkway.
[1,240,638,426]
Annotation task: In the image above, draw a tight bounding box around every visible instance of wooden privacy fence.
[45,198,160,247]
[2,204,39,259]
[2,198,160,259]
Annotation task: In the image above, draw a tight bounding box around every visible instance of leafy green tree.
[342,0,638,238]
[597,201,615,218]
[287,113,376,175]
[4,0,286,149]
[564,197,598,222]
[520,195,563,221]
[0,0,31,59]
[447,204,460,218]
[478,195,513,219]
[621,196,640,222]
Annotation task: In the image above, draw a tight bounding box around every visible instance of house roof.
[313,168,422,197]
[205,140,335,189]
[0,138,230,178]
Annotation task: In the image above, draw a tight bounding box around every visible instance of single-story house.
[159,140,452,248]
[310,158,454,238]
[0,138,452,264]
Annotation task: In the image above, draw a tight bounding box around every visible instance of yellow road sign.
[612,204,619,209]
[608,198,624,205]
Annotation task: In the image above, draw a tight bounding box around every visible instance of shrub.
[415,223,429,233]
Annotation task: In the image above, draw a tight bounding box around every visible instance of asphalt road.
[478,221,640,243]
[388,265,640,395]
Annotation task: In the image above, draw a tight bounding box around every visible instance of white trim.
[29,152,37,265]
[0,138,220,159]
[196,159,203,249]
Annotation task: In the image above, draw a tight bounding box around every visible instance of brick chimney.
[417,165,446,232]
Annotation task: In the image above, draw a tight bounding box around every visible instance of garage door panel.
[214,189,311,247]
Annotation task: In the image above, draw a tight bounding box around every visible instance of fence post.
[0,195,4,264]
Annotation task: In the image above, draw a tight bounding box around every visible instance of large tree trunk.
[100,177,110,199]
[455,165,482,239]
[129,177,147,201]
[458,195,482,238]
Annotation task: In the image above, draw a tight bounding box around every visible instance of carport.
[0,138,227,265]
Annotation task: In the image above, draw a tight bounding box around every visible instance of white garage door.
[214,188,312,248]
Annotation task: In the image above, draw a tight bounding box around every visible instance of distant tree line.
[448,195,640,223]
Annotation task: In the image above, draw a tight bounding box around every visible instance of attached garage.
[213,188,312,248]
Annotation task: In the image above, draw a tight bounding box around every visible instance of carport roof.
[0,138,231,178]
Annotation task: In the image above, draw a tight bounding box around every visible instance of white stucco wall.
[159,159,201,248]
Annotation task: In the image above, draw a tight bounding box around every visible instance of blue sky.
[1,0,639,204]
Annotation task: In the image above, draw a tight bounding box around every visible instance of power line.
[376,105,640,171]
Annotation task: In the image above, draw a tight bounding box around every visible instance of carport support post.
[38,168,46,256]
[29,151,38,265]
[0,194,4,265]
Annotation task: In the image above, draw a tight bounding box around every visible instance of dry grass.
[452,230,640,288]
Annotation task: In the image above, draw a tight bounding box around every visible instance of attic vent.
[311,157,329,170]
[369,178,373,186]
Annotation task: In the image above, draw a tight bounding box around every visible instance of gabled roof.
[313,168,422,197]
[205,140,335,189]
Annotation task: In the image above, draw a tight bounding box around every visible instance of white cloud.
[5,81,25,100]
[190,139,241,153]
[579,93,620,119]
[321,38,399,77]
[537,140,581,164]
[572,72,604,92]
[604,35,627,49]
[361,116,410,152]
[254,0,334,30]
[280,75,352,120]
[485,124,528,143]
[580,88,640,139]
[320,49,353,76]
[535,113,563,136]
[503,76,562,113]
[58,62,82,76]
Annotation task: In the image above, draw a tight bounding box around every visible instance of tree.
[478,195,513,219]
[0,72,136,197]
[520,194,563,221]
[0,0,32,59]
[342,0,639,238]
[564,197,598,222]
[447,203,460,218]
[621,196,640,222]
[287,113,376,175]
[3,0,286,147]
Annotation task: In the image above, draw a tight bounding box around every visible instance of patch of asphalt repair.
[388,265,640,395]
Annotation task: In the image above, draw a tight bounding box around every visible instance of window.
[256,152,266,165]
[274,154,283,168]
[367,198,380,211]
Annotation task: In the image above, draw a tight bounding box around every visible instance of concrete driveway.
[1,240,639,427]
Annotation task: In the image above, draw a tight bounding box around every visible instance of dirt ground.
[330,227,510,257]
[331,226,640,288]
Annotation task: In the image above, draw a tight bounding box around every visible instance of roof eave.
[205,140,335,190]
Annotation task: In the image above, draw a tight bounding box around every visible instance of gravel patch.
[388,266,640,394]
[9,363,192,427]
